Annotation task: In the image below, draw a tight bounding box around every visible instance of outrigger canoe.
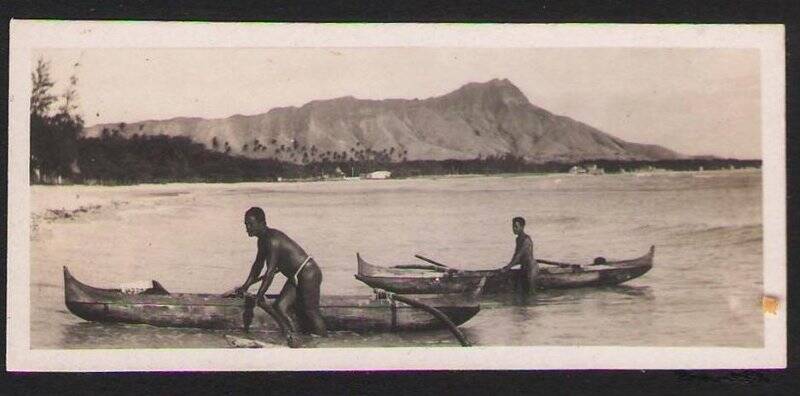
[64,267,482,332]
[355,246,655,294]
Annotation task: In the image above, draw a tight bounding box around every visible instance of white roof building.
[364,170,392,179]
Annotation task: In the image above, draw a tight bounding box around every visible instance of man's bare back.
[258,229,310,279]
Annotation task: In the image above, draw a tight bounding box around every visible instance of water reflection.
[606,284,653,297]
[482,285,654,307]
[61,322,234,349]
[59,320,466,349]
[464,285,658,346]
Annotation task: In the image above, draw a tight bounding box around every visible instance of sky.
[37,47,761,159]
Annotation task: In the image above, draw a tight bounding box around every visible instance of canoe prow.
[64,266,121,323]
[356,252,367,275]
[609,245,655,269]
[357,252,399,277]
[64,265,115,303]
[356,253,487,294]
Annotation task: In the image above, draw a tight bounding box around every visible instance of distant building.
[364,170,392,180]
[569,166,587,175]
[569,164,605,175]
[585,164,605,175]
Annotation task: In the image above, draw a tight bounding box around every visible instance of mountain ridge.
[84,79,684,163]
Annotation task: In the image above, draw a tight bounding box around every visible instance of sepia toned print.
[8,22,785,371]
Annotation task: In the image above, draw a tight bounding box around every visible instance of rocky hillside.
[84,79,682,163]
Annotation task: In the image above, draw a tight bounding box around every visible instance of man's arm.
[254,238,281,299]
[502,237,530,271]
[237,241,266,295]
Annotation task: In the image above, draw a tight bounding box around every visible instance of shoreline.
[30,167,762,189]
[29,168,761,227]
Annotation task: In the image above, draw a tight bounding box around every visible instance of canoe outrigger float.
[63,267,483,334]
[355,246,655,294]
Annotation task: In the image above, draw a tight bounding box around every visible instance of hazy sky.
[38,47,761,159]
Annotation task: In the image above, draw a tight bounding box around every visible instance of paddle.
[392,264,452,272]
[416,253,600,272]
[417,254,567,273]
[414,254,452,269]
[413,255,466,274]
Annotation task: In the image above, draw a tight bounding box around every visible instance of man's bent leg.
[254,282,303,347]
[255,297,296,338]
[274,280,299,334]
[298,263,328,337]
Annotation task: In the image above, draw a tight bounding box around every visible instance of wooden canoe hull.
[354,273,485,294]
[64,267,481,332]
[356,246,655,294]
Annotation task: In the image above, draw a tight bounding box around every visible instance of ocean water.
[29,170,763,348]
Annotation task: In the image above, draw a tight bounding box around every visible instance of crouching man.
[236,207,328,342]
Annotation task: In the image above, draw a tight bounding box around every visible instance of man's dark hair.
[513,216,526,227]
[245,207,266,224]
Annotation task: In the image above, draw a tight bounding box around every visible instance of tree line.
[60,132,768,185]
[205,134,409,164]
[30,58,83,184]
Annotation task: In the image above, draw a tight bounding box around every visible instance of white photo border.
[7,21,786,371]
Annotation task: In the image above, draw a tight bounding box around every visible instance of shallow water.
[30,170,763,348]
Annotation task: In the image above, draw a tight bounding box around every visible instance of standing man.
[500,216,537,294]
[236,207,328,339]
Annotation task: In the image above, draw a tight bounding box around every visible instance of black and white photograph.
[7,22,786,371]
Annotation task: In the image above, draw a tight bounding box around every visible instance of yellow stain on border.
[762,296,779,315]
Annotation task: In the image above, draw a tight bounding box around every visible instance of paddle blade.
[414,254,451,268]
